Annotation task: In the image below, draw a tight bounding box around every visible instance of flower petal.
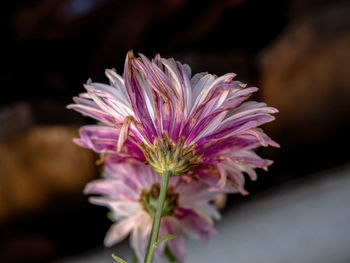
[124,51,158,142]
[175,207,217,242]
[74,125,120,153]
[104,212,144,247]
[67,103,118,124]
[130,212,152,263]
[89,198,141,219]
[84,178,138,201]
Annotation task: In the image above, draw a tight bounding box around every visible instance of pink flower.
[85,162,219,262]
[68,51,279,193]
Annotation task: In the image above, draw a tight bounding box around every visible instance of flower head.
[68,51,279,193]
[85,162,219,262]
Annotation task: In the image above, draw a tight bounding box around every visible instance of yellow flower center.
[139,183,179,217]
[140,133,201,176]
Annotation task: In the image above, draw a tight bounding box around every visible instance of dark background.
[1,0,349,262]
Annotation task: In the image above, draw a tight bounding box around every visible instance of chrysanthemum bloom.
[85,162,219,262]
[68,51,279,193]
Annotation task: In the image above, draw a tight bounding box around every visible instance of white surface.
[55,163,350,263]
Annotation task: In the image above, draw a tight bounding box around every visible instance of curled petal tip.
[66,103,73,109]
[155,53,161,60]
[72,138,80,144]
[138,52,146,58]
[273,142,281,148]
[251,176,257,182]
[83,183,93,195]
[103,240,113,248]
[127,50,135,60]
[241,190,249,196]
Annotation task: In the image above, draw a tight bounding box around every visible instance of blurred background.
[1,0,350,262]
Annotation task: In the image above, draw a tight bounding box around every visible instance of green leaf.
[146,233,179,263]
[154,234,179,248]
[112,254,128,263]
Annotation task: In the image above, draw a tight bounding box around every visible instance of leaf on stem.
[154,233,179,248]
[112,254,129,263]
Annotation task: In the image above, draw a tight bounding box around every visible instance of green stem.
[144,170,171,263]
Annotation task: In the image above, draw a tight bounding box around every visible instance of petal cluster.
[68,51,279,193]
[85,162,219,263]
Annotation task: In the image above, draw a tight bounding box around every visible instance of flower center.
[139,183,179,217]
[140,133,201,176]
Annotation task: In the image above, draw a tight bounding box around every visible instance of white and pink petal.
[104,212,144,247]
